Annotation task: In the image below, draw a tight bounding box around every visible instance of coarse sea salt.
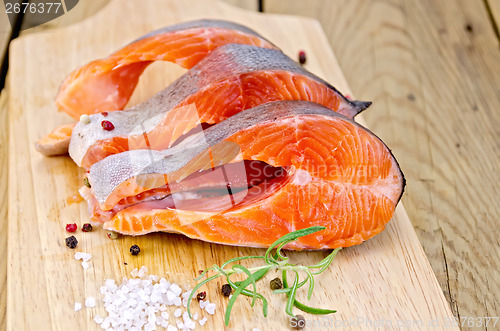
[87,266,216,330]
[94,315,104,324]
[85,296,96,308]
[174,308,182,318]
[205,303,216,315]
[75,252,92,270]
[74,302,82,312]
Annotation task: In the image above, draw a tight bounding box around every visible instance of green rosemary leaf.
[282,269,289,287]
[226,271,269,317]
[275,242,289,261]
[232,265,258,307]
[309,248,341,275]
[239,290,269,317]
[273,277,308,294]
[225,275,259,326]
[293,299,337,315]
[265,226,326,264]
[187,273,221,318]
[282,267,336,315]
[273,288,292,294]
[221,256,265,269]
[285,271,300,316]
[212,264,228,277]
[305,269,315,300]
[265,250,279,265]
[234,266,271,286]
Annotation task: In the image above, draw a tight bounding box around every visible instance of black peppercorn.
[196,291,206,301]
[291,314,306,329]
[221,283,232,296]
[82,223,93,232]
[130,244,140,256]
[270,277,283,290]
[65,236,78,249]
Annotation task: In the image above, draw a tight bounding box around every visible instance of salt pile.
[87,266,216,330]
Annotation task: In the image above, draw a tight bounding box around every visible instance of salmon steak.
[69,44,371,170]
[57,19,278,118]
[81,101,405,250]
[36,19,277,156]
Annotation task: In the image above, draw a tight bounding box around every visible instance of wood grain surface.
[265,0,500,326]
[0,10,10,329]
[486,0,500,33]
[0,90,8,331]
[6,0,456,330]
[0,9,10,57]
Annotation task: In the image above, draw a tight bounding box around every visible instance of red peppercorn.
[101,111,108,117]
[101,120,115,131]
[298,50,306,65]
[65,223,77,232]
[196,291,206,301]
[82,223,93,232]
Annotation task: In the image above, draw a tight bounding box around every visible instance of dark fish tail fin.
[350,100,372,116]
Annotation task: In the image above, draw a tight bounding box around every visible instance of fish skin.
[86,101,404,250]
[55,19,278,119]
[133,19,277,46]
[70,43,370,168]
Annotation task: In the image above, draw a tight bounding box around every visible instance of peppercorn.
[298,50,306,65]
[130,245,140,256]
[101,111,108,117]
[221,283,232,296]
[196,291,206,301]
[65,223,77,232]
[291,314,306,329]
[65,236,78,249]
[83,177,91,188]
[101,120,115,131]
[79,114,90,124]
[270,277,283,290]
[82,223,93,232]
[107,231,119,239]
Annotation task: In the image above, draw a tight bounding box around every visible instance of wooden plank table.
[0,6,11,331]
[0,0,498,330]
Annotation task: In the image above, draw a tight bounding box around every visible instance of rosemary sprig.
[187,226,341,325]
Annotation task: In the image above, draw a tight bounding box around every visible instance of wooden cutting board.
[7,0,457,329]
